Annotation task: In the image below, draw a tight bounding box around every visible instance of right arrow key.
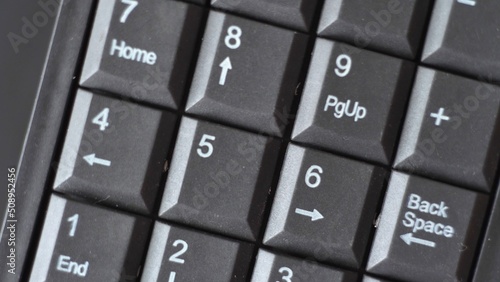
[367,172,488,281]
[263,144,387,269]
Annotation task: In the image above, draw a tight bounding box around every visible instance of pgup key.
[53,89,176,214]
[293,39,414,164]
[323,95,367,122]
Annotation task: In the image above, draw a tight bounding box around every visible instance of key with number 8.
[186,11,309,136]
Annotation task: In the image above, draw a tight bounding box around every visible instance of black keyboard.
[3,0,500,281]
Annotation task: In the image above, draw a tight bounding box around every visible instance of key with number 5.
[159,117,281,240]
[186,12,309,136]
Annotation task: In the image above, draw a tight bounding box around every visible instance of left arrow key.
[83,154,111,167]
[53,89,177,214]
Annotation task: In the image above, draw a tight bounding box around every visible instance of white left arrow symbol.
[83,154,111,167]
[219,57,232,85]
[400,233,436,248]
[294,208,324,221]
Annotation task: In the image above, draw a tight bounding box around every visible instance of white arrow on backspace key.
[294,208,324,221]
[83,154,111,167]
[400,233,436,248]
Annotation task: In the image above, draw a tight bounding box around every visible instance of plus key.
[429,108,450,126]
[395,67,500,191]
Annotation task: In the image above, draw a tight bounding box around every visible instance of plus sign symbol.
[430,107,450,126]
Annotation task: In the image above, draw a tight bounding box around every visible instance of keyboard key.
[211,0,319,31]
[30,195,151,281]
[251,249,357,282]
[422,1,500,83]
[80,0,203,109]
[318,0,430,58]
[159,117,280,240]
[292,39,414,165]
[394,67,500,191]
[186,11,308,136]
[54,89,176,213]
[264,144,386,268]
[367,172,488,282]
[473,183,500,282]
[142,222,253,282]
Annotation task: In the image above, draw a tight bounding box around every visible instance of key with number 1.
[30,195,151,281]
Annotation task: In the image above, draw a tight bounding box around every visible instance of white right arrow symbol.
[400,233,436,248]
[294,208,324,221]
[219,57,232,85]
[83,154,111,167]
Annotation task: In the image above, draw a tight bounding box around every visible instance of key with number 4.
[54,89,176,213]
